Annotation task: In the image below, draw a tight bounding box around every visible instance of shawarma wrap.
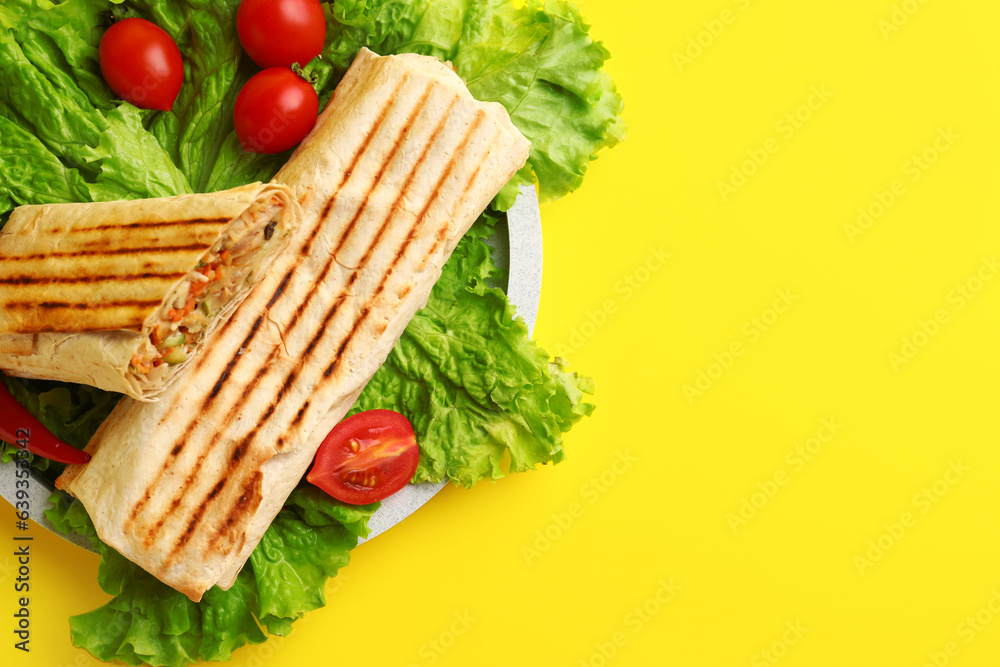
[0,182,299,400]
[58,48,531,601]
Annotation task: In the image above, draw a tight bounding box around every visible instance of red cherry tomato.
[99,18,183,111]
[233,67,319,154]
[237,0,327,68]
[307,410,420,505]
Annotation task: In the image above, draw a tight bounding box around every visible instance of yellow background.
[6,0,1000,664]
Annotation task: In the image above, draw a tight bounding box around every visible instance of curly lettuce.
[309,0,625,208]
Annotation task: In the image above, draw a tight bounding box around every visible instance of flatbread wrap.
[0,182,299,400]
[57,48,531,601]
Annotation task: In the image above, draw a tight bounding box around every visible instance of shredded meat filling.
[129,200,284,377]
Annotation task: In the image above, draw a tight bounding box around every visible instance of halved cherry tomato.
[233,67,319,154]
[307,410,420,505]
[99,18,183,111]
[237,0,327,68]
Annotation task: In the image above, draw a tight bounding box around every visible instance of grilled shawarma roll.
[57,48,531,601]
[0,183,299,400]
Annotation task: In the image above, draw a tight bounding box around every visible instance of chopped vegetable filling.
[128,203,283,378]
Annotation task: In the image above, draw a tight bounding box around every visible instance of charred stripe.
[68,217,230,232]
[13,243,208,260]
[0,271,187,286]
[5,298,163,310]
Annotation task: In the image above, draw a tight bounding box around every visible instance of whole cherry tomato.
[99,18,183,111]
[237,0,327,68]
[233,67,319,154]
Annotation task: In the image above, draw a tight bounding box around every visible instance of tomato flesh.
[237,0,327,68]
[233,67,319,154]
[99,18,183,111]
[307,410,420,505]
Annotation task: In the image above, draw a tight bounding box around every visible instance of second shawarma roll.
[0,183,299,400]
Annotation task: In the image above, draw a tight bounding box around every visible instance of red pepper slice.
[0,380,91,465]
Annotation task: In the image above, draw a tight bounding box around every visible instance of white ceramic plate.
[0,184,543,550]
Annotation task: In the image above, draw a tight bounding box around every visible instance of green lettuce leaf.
[0,0,109,183]
[456,0,625,205]
[84,103,192,201]
[310,0,625,208]
[125,0,254,193]
[0,111,90,208]
[252,486,377,635]
[45,487,375,667]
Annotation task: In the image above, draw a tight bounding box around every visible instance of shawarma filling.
[129,199,285,380]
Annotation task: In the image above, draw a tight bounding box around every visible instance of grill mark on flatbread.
[207,471,263,551]
[181,80,427,450]
[142,263,321,542]
[417,220,455,274]
[0,271,188,286]
[414,120,496,275]
[302,106,483,430]
[129,80,410,542]
[5,299,163,311]
[322,101,464,385]
[267,270,294,309]
[230,427,257,464]
[168,472,261,560]
[208,315,266,401]
[13,244,209,260]
[155,476,221,553]
[65,218,230,232]
[289,400,312,430]
[146,275,336,545]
